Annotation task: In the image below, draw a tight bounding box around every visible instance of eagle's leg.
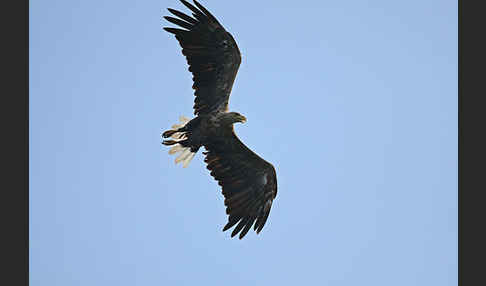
[162,126,189,141]
[162,129,181,138]
[162,115,190,139]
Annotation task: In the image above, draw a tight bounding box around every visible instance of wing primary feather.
[192,0,222,25]
[223,216,242,231]
[239,217,256,239]
[167,8,198,24]
[253,209,265,231]
[231,217,250,237]
[256,210,271,234]
[164,16,194,30]
[180,0,205,17]
[163,27,189,35]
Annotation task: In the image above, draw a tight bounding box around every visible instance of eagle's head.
[227,112,247,124]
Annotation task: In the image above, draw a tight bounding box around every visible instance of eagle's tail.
[162,115,199,168]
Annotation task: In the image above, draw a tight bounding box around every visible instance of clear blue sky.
[30,0,457,285]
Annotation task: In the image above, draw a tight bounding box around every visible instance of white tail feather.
[170,145,195,167]
[179,115,190,124]
[182,152,196,168]
[169,144,183,154]
[175,148,191,163]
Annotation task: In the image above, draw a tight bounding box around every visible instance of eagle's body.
[162,0,277,239]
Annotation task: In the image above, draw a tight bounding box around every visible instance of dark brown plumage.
[162,0,277,239]
[163,0,241,115]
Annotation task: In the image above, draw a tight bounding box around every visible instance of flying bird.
[161,0,277,239]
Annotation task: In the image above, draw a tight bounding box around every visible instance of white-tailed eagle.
[162,0,277,239]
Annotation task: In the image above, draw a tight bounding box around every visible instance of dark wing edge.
[163,0,242,116]
[203,131,277,239]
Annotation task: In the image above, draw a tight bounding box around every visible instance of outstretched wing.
[203,131,277,239]
[163,0,241,115]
